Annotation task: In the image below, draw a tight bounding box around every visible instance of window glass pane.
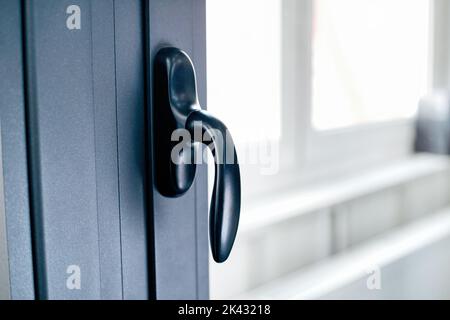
[206,0,282,145]
[312,0,431,130]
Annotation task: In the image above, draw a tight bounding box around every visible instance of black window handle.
[153,47,241,263]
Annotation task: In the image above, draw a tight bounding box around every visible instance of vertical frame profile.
[146,0,209,299]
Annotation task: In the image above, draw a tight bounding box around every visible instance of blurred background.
[206,0,450,299]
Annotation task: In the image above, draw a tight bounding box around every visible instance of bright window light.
[206,0,282,146]
[312,0,431,130]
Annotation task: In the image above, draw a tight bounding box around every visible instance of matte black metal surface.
[153,48,198,197]
[91,0,122,299]
[154,48,241,263]
[187,110,241,263]
[0,126,11,300]
[24,0,103,299]
[0,0,35,300]
[147,0,209,299]
[23,0,148,299]
[1,0,207,300]
[114,0,149,300]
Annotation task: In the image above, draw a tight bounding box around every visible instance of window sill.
[240,154,450,234]
[237,207,450,299]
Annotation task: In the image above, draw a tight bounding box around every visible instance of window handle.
[153,47,241,263]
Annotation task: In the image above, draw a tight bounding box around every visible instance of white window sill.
[237,207,450,300]
[240,154,450,234]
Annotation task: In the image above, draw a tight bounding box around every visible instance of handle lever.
[154,47,241,263]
